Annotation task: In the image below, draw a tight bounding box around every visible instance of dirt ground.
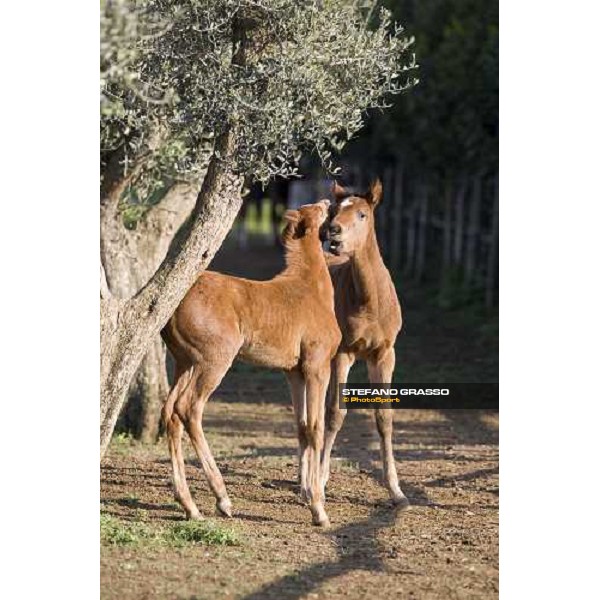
[101,243,498,600]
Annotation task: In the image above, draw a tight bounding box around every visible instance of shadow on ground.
[239,504,412,600]
[102,244,498,600]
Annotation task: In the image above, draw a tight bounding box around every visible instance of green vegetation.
[165,520,240,547]
[100,514,240,548]
[100,514,155,546]
[101,0,418,217]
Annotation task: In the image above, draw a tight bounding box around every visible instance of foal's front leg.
[304,363,330,527]
[367,348,409,508]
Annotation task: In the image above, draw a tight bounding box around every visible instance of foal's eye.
[358,211,367,221]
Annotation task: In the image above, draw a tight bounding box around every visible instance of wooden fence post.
[442,178,453,275]
[465,174,482,286]
[453,177,467,266]
[379,166,394,261]
[404,196,417,276]
[416,181,429,283]
[485,174,499,307]
[389,163,404,274]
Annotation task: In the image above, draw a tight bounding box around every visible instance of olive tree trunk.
[100,130,243,459]
[102,184,197,442]
[124,336,171,442]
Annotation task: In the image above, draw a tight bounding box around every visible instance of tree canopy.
[101,0,418,204]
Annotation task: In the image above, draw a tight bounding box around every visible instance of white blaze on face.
[340,199,353,207]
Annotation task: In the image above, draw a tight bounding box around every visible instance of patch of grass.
[132,508,149,522]
[165,520,240,547]
[100,515,152,546]
[100,514,240,548]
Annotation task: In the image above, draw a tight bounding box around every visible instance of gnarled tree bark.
[124,335,171,442]
[102,184,197,443]
[100,129,243,458]
[100,17,249,458]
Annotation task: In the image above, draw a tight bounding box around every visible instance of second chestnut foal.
[161,200,341,526]
[321,180,409,508]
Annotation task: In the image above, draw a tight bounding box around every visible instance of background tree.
[100,0,417,456]
[363,0,498,175]
[338,0,498,304]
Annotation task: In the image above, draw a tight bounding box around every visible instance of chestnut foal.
[161,200,341,526]
[321,180,409,508]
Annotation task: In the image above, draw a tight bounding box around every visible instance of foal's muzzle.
[329,223,342,237]
[328,223,344,254]
[319,212,333,242]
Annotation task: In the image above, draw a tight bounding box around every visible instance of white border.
[501,1,600,598]
[1,2,98,598]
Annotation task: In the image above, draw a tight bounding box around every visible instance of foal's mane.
[280,210,321,273]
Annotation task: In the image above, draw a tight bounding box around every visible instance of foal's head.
[282,199,331,247]
[327,179,383,256]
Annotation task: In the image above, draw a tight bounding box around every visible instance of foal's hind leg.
[177,361,236,518]
[367,348,409,508]
[286,369,308,500]
[163,365,201,519]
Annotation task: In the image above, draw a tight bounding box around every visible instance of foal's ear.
[331,181,348,201]
[365,178,383,207]
[281,209,305,242]
[283,209,300,225]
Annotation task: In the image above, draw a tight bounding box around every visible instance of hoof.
[310,505,330,528]
[216,497,233,518]
[391,493,410,511]
[312,514,331,528]
[186,509,204,521]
